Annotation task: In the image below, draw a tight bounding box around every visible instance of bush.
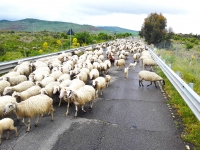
[186,42,194,50]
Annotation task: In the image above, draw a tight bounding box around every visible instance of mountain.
[0,18,138,35]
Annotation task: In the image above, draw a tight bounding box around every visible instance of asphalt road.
[0,47,186,150]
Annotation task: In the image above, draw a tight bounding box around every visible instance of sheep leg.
[6,131,10,140]
[22,118,28,127]
[81,105,86,113]
[0,132,2,145]
[147,81,153,87]
[58,98,62,107]
[154,81,157,88]
[100,89,103,95]
[35,115,41,127]
[26,118,31,132]
[66,101,70,116]
[89,101,93,111]
[139,80,144,87]
[74,105,78,119]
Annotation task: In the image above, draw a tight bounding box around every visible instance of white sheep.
[0,80,10,96]
[74,70,88,83]
[12,85,42,102]
[89,69,99,80]
[124,67,129,78]
[57,73,70,83]
[115,59,125,70]
[0,95,17,118]
[0,118,18,145]
[3,94,54,132]
[104,75,111,87]
[59,79,85,116]
[142,58,157,71]
[36,76,55,88]
[128,62,137,70]
[3,75,27,86]
[3,81,35,96]
[49,70,63,81]
[92,76,107,97]
[0,72,20,80]
[133,53,140,62]
[138,70,165,88]
[40,81,60,98]
[65,85,96,118]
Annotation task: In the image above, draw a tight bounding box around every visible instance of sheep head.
[3,102,16,115]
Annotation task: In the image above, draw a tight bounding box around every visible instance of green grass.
[155,40,200,149]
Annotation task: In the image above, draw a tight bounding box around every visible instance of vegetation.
[154,33,200,149]
[139,13,173,45]
[0,30,133,61]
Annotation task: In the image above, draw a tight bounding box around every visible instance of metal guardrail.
[148,47,200,121]
[0,45,97,75]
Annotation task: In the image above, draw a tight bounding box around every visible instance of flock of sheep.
[0,38,165,145]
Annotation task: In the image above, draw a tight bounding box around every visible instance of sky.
[0,0,199,34]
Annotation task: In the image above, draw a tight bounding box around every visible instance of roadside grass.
[155,45,200,149]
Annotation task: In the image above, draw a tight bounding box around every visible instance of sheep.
[3,94,54,132]
[0,72,20,80]
[3,75,27,86]
[128,62,137,70]
[0,95,17,118]
[57,74,70,83]
[0,80,10,96]
[133,53,140,62]
[90,68,99,79]
[3,81,35,96]
[40,81,60,98]
[124,67,129,78]
[36,76,55,88]
[0,118,18,145]
[74,71,88,83]
[142,58,157,71]
[104,75,111,87]
[49,70,63,81]
[92,76,107,97]
[59,79,85,116]
[138,70,165,88]
[12,85,42,102]
[65,85,96,118]
[115,59,125,70]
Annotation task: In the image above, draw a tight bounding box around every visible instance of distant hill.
[0,18,138,35]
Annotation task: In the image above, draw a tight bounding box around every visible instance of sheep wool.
[0,118,18,145]
[138,70,165,88]
[3,94,54,132]
[0,80,10,96]
[92,77,107,97]
[66,85,96,118]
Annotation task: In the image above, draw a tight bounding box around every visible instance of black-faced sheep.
[4,94,54,132]
[138,70,165,88]
[0,118,18,145]
[65,85,96,118]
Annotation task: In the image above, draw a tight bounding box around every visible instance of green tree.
[139,13,167,44]
[74,31,92,46]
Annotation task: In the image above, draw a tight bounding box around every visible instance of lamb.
[115,59,125,70]
[89,69,99,80]
[92,76,107,97]
[3,81,35,96]
[59,79,85,115]
[0,80,10,96]
[124,67,129,78]
[3,94,54,132]
[0,95,17,118]
[12,85,42,102]
[104,75,111,87]
[65,85,96,118]
[142,58,157,71]
[128,62,137,70]
[0,118,18,145]
[138,70,165,88]
[3,75,27,86]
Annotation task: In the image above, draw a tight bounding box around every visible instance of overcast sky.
[0,0,199,34]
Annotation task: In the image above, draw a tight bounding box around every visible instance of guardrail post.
[188,83,194,89]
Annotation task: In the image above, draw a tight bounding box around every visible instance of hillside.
[0,18,138,35]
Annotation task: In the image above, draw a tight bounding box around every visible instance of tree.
[74,31,92,46]
[139,13,167,44]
